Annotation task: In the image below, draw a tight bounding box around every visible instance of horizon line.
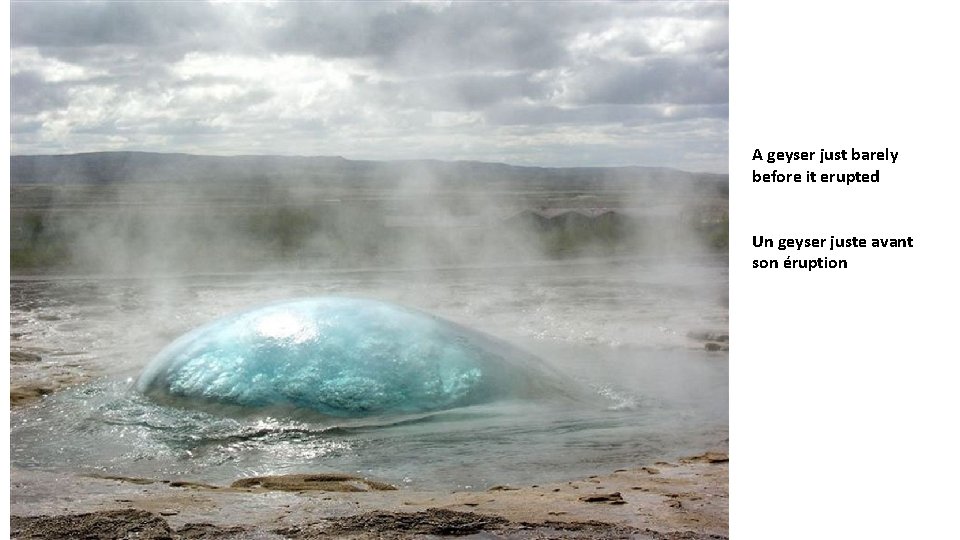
[10,150,728,176]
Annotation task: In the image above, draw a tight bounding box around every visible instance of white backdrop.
[731,2,960,538]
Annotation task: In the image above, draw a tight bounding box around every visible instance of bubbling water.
[137,297,569,417]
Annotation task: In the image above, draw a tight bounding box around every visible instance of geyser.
[137,297,561,416]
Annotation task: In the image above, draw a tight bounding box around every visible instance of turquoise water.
[10,259,728,490]
[138,297,569,416]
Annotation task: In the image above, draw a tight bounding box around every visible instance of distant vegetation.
[10,152,727,274]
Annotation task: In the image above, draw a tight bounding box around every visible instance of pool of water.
[10,257,728,490]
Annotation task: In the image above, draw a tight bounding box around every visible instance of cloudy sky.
[10,1,728,171]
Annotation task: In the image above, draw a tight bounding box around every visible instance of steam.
[10,153,728,378]
[11,155,726,277]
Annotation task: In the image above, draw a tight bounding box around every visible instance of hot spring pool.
[10,261,728,490]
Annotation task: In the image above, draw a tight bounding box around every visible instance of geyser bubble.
[137,297,565,416]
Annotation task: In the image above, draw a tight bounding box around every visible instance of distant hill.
[10,151,727,193]
[10,152,728,273]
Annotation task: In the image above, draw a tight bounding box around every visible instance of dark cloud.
[11,71,70,113]
[572,57,728,106]
[12,2,224,53]
[11,118,44,134]
[262,2,586,72]
[373,73,550,112]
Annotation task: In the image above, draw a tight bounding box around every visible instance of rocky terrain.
[11,450,727,539]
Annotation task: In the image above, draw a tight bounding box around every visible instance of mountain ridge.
[10,151,727,187]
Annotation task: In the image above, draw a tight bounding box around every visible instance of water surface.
[10,258,728,490]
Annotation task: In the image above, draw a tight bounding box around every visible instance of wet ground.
[11,451,728,539]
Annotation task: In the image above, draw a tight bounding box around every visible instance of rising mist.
[10,151,727,278]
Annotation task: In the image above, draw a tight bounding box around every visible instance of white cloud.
[10,1,728,172]
[11,47,106,82]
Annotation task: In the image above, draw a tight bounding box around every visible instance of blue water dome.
[137,298,560,417]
